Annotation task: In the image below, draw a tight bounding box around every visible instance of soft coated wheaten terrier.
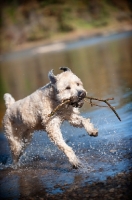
[2,67,98,168]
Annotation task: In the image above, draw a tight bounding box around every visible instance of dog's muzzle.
[70,91,86,108]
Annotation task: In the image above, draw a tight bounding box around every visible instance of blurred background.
[1,0,132,53]
[0,0,132,127]
[0,1,132,198]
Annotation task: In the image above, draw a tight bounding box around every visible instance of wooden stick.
[84,99,107,107]
[48,96,121,122]
[85,96,121,121]
[48,99,70,117]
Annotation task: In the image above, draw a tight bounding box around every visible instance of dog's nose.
[78,91,86,99]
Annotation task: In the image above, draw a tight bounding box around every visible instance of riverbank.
[19,171,132,200]
[4,22,132,54]
[1,0,132,54]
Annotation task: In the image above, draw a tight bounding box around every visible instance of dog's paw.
[70,157,82,169]
[72,162,82,169]
[72,159,83,169]
[89,130,98,137]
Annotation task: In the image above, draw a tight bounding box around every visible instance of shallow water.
[0,31,132,199]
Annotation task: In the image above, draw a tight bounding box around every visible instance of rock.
[100,189,106,193]
[91,191,98,197]
[118,172,124,176]
[104,195,113,200]
[117,185,121,188]
[110,149,116,153]
[109,188,115,193]
[117,194,123,198]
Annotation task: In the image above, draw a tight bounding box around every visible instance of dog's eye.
[77,83,80,86]
[66,86,71,90]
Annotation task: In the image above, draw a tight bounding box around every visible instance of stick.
[48,96,121,122]
[84,99,107,107]
[48,99,70,117]
[85,96,121,121]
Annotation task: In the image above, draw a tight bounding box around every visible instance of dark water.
[0,31,132,199]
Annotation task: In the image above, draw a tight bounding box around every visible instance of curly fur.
[2,68,98,168]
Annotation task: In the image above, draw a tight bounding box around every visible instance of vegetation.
[1,0,132,53]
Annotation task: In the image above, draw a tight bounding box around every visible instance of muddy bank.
[0,165,132,200]
[19,171,132,200]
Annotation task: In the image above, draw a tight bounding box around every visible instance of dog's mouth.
[70,95,85,108]
[70,99,84,108]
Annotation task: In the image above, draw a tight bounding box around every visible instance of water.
[0,31,132,199]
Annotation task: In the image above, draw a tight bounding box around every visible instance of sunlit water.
[0,31,132,198]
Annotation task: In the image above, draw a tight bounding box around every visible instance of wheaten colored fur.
[2,67,98,168]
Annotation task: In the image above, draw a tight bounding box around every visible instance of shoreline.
[1,22,132,56]
[18,171,132,200]
[1,29,132,63]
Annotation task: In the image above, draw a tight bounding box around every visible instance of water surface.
[0,31,132,199]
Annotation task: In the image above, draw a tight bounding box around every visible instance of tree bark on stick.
[48,96,121,121]
[85,96,121,121]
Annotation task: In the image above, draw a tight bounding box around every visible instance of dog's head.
[48,67,87,108]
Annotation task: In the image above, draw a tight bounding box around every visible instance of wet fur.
[2,68,98,168]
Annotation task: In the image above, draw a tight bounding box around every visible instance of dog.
[2,67,98,168]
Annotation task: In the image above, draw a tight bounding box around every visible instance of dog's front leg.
[68,113,98,137]
[45,118,81,168]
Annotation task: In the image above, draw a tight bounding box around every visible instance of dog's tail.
[4,93,15,109]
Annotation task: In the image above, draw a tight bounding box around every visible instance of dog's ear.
[48,69,57,84]
[60,67,71,72]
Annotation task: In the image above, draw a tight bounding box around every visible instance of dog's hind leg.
[19,129,33,158]
[3,118,22,164]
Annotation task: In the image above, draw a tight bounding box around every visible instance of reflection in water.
[0,32,132,102]
[0,32,132,198]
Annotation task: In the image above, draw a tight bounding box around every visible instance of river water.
[0,31,132,199]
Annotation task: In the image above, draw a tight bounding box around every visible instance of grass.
[1,0,131,53]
